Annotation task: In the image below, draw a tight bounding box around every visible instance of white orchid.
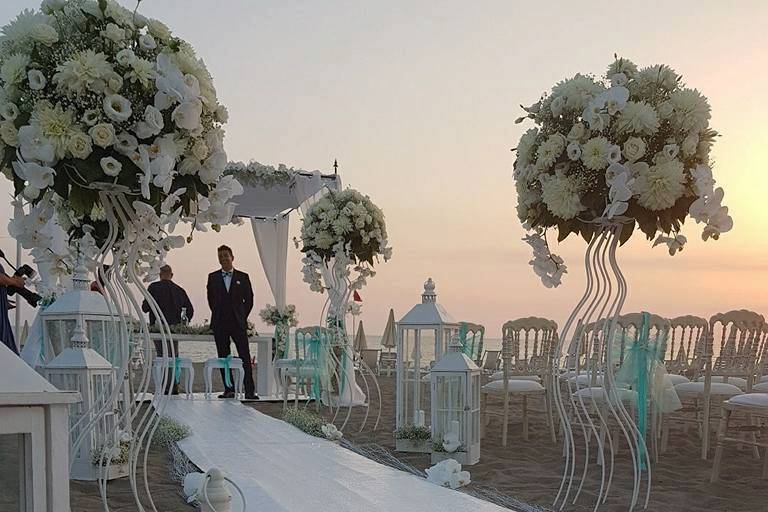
[18,125,55,164]
[653,234,687,256]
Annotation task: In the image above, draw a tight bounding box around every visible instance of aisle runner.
[163,400,509,511]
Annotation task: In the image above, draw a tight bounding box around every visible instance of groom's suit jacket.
[206,269,254,332]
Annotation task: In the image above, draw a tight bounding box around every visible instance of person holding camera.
[0,262,25,354]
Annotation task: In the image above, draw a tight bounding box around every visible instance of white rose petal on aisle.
[512,56,733,285]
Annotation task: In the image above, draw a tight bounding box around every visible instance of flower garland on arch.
[225,160,316,189]
[513,56,732,287]
[259,304,299,327]
[0,0,242,284]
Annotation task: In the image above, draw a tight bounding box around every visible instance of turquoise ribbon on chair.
[615,312,652,470]
[173,357,182,385]
[458,323,470,357]
[218,355,233,388]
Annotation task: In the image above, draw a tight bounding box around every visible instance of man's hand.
[9,276,25,288]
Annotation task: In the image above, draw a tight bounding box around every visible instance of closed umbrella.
[354,320,368,352]
[381,309,396,353]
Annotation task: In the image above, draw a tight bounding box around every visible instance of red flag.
[353,290,362,302]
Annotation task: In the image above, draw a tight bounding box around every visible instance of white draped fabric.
[250,216,290,314]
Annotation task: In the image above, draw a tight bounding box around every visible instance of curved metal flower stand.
[66,187,181,512]
[550,220,650,512]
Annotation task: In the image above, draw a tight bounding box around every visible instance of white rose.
[663,144,679,160]
[550,96,565,117]
[89,123,116,148]
[567,122,586,141]
[116,49,136,67]
[144,105,164,133]
[171,99,203,131]
[103,94,132,122]
[101,23,126,43]
[682,133,699,157]
[133,13,148,28]
[0,121,18,146]
[607,144,622,164]
[147,19,172,41]
[30,23,59,46]
[191,139,209,160]
[623,137,646,162]
[27,69,46,90]
[139,34,157,51]
[67,132,93,159]
[1,103,19,121]
[100,157,122,177]
[107,72,123,92]
[115,132,138,156]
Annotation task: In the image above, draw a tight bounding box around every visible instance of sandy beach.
[58,363,768,512]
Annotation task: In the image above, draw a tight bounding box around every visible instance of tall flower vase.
[85,187,178,511]
[549,219,650,512]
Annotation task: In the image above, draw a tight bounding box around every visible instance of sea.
[180,334,504,362]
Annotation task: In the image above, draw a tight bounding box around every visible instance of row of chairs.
[473,311,768,482]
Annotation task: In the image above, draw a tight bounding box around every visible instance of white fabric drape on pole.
[250,216,290,314]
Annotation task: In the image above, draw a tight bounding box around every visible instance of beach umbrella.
[381,309,397,352]
[354,320,368,351]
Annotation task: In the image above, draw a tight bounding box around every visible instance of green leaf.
[619,220,635,246]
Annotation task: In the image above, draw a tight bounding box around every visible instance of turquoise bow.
[173,357,182,384]
[459,323,470,356]
[615,312,654,471]
[218,355,233,388]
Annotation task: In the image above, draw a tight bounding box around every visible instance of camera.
[0,250,42,308]
[9,264,42,308]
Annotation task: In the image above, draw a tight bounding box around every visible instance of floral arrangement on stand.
[225,160,310,189]
[513,56,732,286]
[0,0,241,288]
[259,303,298,358]
[393,424,431,441]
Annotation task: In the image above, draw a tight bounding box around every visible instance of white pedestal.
[256,336,277,398]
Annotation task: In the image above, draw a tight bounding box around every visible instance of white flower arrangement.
[297,189,392,294]
[321,423,343,441]
[258,303,298,327]
[513,57,732,286]
[425,459,471,490]
[225,160,307,189]
[0,0,240,280]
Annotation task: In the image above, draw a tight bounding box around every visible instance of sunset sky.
[1,0,766,336]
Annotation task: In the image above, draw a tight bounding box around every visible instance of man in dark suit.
[142,264,195,395]
[207,245,257,399]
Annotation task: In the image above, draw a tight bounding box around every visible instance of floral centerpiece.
[259,303,298,358]
[298,188,392,296]
[513,56,732,286]
[0,0,241,284]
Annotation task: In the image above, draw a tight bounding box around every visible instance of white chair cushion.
[752,381,768,392]
[727,393,768,408]
[482,379,544,394]
[489,371,540,382]
[675,381,743,397]
[696,376,747,390]
[664,374,690,386]
[573,386,635,403]
[568,375,603,386]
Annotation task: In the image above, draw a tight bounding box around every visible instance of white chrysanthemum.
[540,173,584,220]
[535,133,566,170]
[635,64,680,92]
[551,74,605,112]
[30,101,75,159]
[669,88,710,133]
[515,179,540,222]
[515,128,538,166]
[0,9,53,50]
[607,58,638,79]
[0,53,30,86]
[581,136,609,171]
[127,58,155,88]
[617,101,659,136]
[53,50,113,95]
[634,159,685,211]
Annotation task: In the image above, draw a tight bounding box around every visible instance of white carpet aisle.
[162,399,510,511]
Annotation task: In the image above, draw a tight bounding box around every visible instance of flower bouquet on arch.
[512,56,732,287]
[259,303,298,359]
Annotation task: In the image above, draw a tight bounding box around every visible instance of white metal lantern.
[396,278,459,432]
[43,316,127,481]
[41,270,121,366]
[0,342,80,512]
[430,337,481,466]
